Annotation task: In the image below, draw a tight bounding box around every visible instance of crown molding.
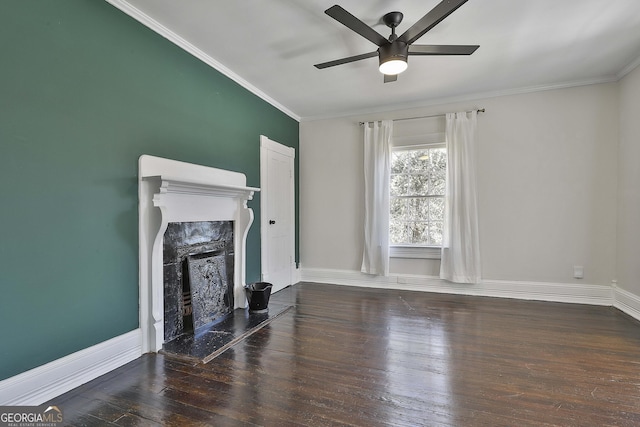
[104,0,301,122]
[617,55,640,80]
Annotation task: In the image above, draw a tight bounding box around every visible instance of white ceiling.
[112,0,640,121]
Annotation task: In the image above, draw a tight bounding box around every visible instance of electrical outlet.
[573,265,584,279]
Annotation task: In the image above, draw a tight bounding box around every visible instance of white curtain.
[361,120,393,276]
[440,111,482,283]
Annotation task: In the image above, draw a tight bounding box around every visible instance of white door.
[260,135,295,293]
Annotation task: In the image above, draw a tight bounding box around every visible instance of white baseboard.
[301,268,614,306]
[0,329,142,406]
[613,285,640,322]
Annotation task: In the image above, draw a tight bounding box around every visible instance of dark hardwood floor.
[50,283,640,426]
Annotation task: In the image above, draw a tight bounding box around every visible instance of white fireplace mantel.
[138,155,259,353]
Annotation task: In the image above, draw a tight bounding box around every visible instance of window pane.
[408,221,428,244]
[428,174,445,195]
[391,151,409,173]
[429,221,443,246]
[411,150,430,170]
[390,198,407,222]
[390,221,409,245]
[405,150,418,166]
[429,197,444,221]
[408,174,429,195]
[430,148,447,171]
[390,174,410,196]
[407,197,429,219]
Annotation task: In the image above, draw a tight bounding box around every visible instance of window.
[390,144,446,259]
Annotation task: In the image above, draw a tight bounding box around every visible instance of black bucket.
[245,282,273,313]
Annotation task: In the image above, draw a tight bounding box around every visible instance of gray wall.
[300,83,619,286]
[618,65,640,295]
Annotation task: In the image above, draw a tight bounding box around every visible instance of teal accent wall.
[0,1,299,381]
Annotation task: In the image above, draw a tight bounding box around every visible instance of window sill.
[390,245,441,260]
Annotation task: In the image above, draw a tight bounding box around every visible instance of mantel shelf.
[144,175,259,200]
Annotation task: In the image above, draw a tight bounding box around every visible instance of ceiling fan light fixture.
[379,59,407,75]
[378,42,409,75]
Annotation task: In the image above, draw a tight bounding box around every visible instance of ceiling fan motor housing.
[378,42,409,72]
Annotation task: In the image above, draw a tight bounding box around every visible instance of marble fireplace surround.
[138,155,259,353]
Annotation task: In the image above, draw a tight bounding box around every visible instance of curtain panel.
[440,111,482,283]
[361,120,393,276]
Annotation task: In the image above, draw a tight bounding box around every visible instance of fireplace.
[163,221,234,342]
[138,155,258,353]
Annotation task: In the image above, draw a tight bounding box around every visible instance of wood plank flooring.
[50,283,640,426]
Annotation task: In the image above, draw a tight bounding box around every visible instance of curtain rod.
[358,108,485,126]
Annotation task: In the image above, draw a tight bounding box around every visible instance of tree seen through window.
[390,146,446,246]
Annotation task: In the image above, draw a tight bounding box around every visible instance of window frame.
[389,142,446,260]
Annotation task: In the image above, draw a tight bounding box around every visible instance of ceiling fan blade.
[409,44,479,55]
[325,5,388,47]
[398,0,469,45]
[384,74,398,83]
[314,51,378,69]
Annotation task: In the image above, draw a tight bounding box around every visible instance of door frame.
[259,135,296,288]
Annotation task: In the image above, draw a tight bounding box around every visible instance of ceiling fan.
[314,0,479,83]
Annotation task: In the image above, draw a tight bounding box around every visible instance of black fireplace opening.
[163,221,234,343]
